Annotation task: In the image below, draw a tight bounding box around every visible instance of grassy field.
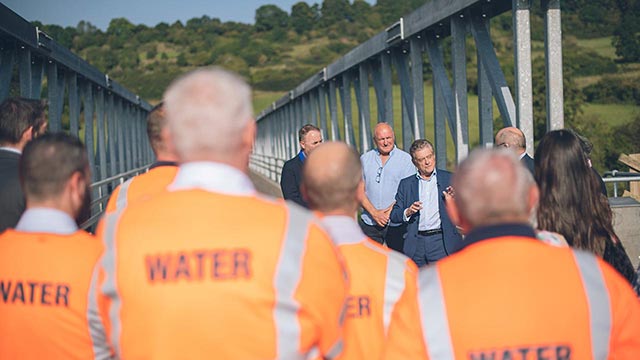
[583,102,640,127]
[576,36,617,59]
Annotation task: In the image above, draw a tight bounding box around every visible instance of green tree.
[531,57,585,143]
[613,0,640,61]
[291,2,316,34]
[107,18,135,49]
[320,0,354,26]
[255,4,289,32]
[375,0,424,25]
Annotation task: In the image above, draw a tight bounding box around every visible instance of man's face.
[374,126,394,155]
[412,146,436,178]
[301,130,323,156]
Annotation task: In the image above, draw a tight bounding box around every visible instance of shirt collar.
[298,150,307,162]
[375,145,397,157]
[416,168,437,180]
[0,146,21,155]
[519,152,526,160]
[150,161,178,170]
[464,223,536,247]
[169,161,255,196]
[321,215,368,246]
[15,208,78,235]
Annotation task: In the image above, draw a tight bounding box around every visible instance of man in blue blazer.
[390,139,463,266]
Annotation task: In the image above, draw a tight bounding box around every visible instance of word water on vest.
[1,280,70,306]
[469,344,572,360]
[146,248,252,283]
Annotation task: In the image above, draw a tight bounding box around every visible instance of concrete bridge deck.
[249,170,282,199]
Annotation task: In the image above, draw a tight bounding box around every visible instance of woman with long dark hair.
[535,129,636,285]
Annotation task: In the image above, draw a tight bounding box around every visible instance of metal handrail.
[603,170,640,197]
[249,153,285,183]
[90,164,151,189]
[80,164,151,230]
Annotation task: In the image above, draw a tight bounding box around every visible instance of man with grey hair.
[94,67,348,359]
[384,148,640,359]
[390,139,462,266]
[495,126,534,174]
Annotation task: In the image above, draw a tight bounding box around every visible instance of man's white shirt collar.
[169,162,256,196]
[321,215,368,245]
[0,146,21,155]
[15,208,78,235]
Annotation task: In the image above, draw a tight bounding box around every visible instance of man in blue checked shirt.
[359,122,415,252]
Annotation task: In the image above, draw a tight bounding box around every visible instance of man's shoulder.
[398,173,416,186]
[283,155,302,168]
[360,149,378,161]
[0,150,19,166]
[436,168,453,181]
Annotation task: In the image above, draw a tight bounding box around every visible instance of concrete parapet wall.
[611,197,640,269]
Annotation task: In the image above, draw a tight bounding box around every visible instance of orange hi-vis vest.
[321,215,418,360]
[384,225,640,360]
[105,163,178,213]
[0,228,108,359]
[93,163,348,359]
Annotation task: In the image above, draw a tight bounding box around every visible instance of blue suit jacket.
[390,169,464,258]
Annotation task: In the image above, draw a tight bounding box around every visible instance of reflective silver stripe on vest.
[418,266,455,360]
[325,338,344,360]
[115,177,134,211]
[101,178,132,357]
[273,203,312,360]
[573,250,612,359]
[87,262,112,360]
[363,241,408,335]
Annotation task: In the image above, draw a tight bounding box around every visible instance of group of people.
[1,66,639,359]
[282,120,637,286]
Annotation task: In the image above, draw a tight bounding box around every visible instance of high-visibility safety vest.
[93,190,348,359]
[0,230,110,359]
[319,215,418,360]
[105,165,178,213]
[384,236,640,359]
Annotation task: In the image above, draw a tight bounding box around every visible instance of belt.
[418,229,443,236]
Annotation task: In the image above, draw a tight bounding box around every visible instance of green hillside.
[25,0,640,171]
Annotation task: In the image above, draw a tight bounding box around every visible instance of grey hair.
[453,148,535,227]
[163,67,253,161]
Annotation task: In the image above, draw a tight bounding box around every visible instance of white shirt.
[169,161,256,196]
[403,171,441,231]
[0,146,21,155]
[321,215,368,246]
[15,208,78,235]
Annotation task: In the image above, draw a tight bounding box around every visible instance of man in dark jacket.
[0,97,47,232]
[280,124,322,208]
[390,139,463,266]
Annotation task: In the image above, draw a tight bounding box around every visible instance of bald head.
[373,122,395,156]
[495,127,526,155]
[302,142,363,214]
[450,149,537,230]
[164,67,254,166]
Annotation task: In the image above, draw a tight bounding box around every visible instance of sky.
[3,0,373,30]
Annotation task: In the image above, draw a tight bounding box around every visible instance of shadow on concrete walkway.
[249,169,282,198]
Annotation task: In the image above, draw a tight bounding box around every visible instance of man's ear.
[242,119,257,151]
[355,180,365,204]
[527,184,540,216]
[444,195,460,227]
[300,182,309,204]
[21,126,34,143]
[66,171,85,210]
